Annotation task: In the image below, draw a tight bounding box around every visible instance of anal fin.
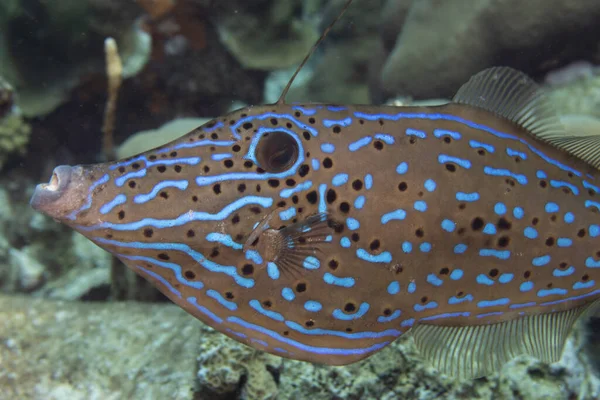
[412,300,599,380]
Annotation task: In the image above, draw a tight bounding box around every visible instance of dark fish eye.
[255,131,299,173]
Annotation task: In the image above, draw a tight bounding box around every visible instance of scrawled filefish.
[30,66,600,379]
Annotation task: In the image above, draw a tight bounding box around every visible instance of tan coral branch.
[102,37,123,161]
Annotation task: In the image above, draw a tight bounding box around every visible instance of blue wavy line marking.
[434,129,461,140]
[67,173,110,220]
[323,117,352,127]
[323,272,355,288]
[110,153,203,170]
[477,298,510,308]
[206,289,238,311]
[438,154,471,169]
[187,296,223,324]
[119,254,204,289]
[291,106,317,115]
[469,140,495,153]
[550,180,580,195]
[206,233,243,250]
[81,196,273,231]
[349,136,372,152]
[356,249,392,263]
[419,312,470,322]
[374,133,395,144]
[405,128,426,138]
[540,288,600,306]
[245,249,264,265]
[479,249,510,260]
[332,302,370,321]
[97,238,254,288]
[249,299,284,321]
[115,169,147,187]
[353,111,583,176]
[134,180,189,204]
[510,301,536,309]
[99,194,126,214]
[232,112,319,138]
[377,310,402,323]
[318,183,327,214]
[134,264,181,298]
[483,167,527,185]
[381,209,406,224]
[280,180,313,198]
[211,153,232,161]
[537,288,568,297]
[477,311,504,319]
[506,148,528,159]
[228,316,390,356]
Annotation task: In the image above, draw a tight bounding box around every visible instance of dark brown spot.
[224,160,234,168]
[326,189,337,204]
[370,239,380,251]
[118,210,125,220]
[351,233,360,242]
[210,248,220,258]
[439,267,449,275]
[445,164,456,172]
[489,268,498,277]
[352,180,363,191]
[306,191,318,204]
[497,236,510,247]
[232,214,240,224]
[415,228,424,238]
[132,163,140,169]
[213,184,221,195]
[128,181,136,189]
[144,228,153,238]
[398,182,408,192]
[332,126,341,134]
[158,253,170,261]
[160,191,169,199]
[344,303,356,312]
[305,320,315,327]
[174,165,182,173]
[242,264,254,275]
[298,164,310,177]
[263,300,272,308]
[296,282,307,292]
[577,229,586,238]
[497,218,511,230]
[237,183,246,193]
[328,259,339,270]
[184,270,195,279]
[157,166,167,173]
[339,202,350,213]
[323,158,333,168]
[524,271,531,279]
[268,179,280,188]
[471,217,484,231]
[545,237,555,246]
[373,140,383,150]
[187,230,195,238]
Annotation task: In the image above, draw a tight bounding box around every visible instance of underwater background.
[1,0,599,399]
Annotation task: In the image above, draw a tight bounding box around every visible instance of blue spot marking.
[550,180,580,195]
[311,158,320,171]
[420,242,432,253]
[424,179,436,192]
[483,223,497,235]
[211,153,232,161]
[406,128,426,138]
[498,273,514,284]
[321,143,335,153]
[228,315,391,356]
[524,227,538,239]
[267,262,280,280]
[85,196,273,232]
[506,148,528,159]
[99,194,126,214]
[426,274,443,287]
[537,288,568,297]
[115,170,147,187]
[434,129,461,140]
[387,281,400,295]
[450,269,463,280]
[414,200,427,212]
[557,238,572,247]
[352,111,583,176]
[279,207,297,221]
[564,212,575,224]
[356,249,392,263]
[97,239,253,288]
[448,294,473,305]
[494,203,507,215]
[396,162,408,175]
[583,180,600,194]
[401,318,415,327]
[532,255,551,266]
[590,225,600,237]
[414,301,438,312]
[340,237,351,248]
[585,200,600,211]
[318,183,327,214]
[323,272,355,288]
[545,202,560,213]
[374,133,395,144]
[323,117,352,128]
[280,181,313,198]
[479,249,510,260]
[441,219,456,232]
[483,166,527,185]
[354,195,366,209]
[332,173,349,186]
[333,302,370,320]
[245,250,263,264]
[536,170,547,179]
[346,218,360,230]
[454,244,467,254]
[304,300,323,312]
[134,180,189,204]
[207,289,238,311]
[402,241,413,253]
[303,256,320,270]
[187,297,222,324]
[206,233,243,250]
[520,281,534,292]
[282,287,295,301]
[477,298,510,308]
[134,265,181,298]
[573,280,595,290]
[327,105,346,112]
[365,174,373,190]
[349,136,372,151]
[513,207,524,219]
[378,310,402,323]
[553,266,575,277]
[456,192,479,202]
[250,299,284,321]
[585,257,600,268]
[476,274,495,286]
[438,154,471,169]
[469,140,495,153]
[408,282,416,293]
[381,209,406,224]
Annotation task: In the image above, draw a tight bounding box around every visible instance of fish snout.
[30,165,86,220]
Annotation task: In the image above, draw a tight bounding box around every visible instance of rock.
[0,106,31,172]
[379,0,600,100]
[8,248,46,291]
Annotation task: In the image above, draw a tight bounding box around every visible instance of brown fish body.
[31,68,600,378]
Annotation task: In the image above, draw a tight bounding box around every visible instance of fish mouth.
[30,165,87,220]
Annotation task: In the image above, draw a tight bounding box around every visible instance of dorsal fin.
[276,0,353,105]
[453,66,600,169]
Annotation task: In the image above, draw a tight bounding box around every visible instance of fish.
[29,8,600,381]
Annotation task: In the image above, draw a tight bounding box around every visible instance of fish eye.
[255,131,299,173]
